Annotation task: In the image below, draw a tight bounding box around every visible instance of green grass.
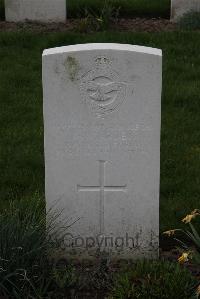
[0,0,170,20]
[0,195,76,298]
[0,31,200,234]
[0,196,48,297]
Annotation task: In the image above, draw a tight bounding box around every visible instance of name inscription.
[56,122,151,157]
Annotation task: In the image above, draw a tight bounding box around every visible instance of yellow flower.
[163,229,178,237]
[182,209,200,224]
[191,209,200,216]
[182,214,195,224]
[178,252,189,264]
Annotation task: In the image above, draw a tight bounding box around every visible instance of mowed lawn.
[0,31,200,233]
[0,0,170,20]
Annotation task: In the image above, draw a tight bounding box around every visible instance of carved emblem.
[80,57,127,117]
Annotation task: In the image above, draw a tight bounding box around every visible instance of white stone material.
[171,0,200,21]
[5,0,66,23]
[42,43,162,259]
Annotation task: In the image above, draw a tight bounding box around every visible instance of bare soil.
[0,18,177,33]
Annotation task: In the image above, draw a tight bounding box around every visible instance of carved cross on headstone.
[77,160,127,234]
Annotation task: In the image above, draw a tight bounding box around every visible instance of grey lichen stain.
[65,56,80,82]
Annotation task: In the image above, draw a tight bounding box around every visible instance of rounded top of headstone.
[43,43,162,57]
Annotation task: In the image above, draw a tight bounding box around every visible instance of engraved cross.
[77,160,127,234]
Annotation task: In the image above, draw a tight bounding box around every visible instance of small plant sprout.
[164,209,200,297]
[163,209,200,262]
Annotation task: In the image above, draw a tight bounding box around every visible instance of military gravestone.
[43,43,162,259]
[5,0,66,23]
[171,0,200,21]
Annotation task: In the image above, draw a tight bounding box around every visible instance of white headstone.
[43,43,162,259]
[171,0,200,21]
[5,0,66,23]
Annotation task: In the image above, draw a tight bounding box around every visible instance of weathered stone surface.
[171,0,200,21]
[5,0,66,23]
[42,43,162,259]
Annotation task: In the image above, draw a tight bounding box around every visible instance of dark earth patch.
[0,18,176,33]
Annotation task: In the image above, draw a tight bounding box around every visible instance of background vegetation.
[178,12,200,30]
[69,0,170,18]
[0,0,171,20]
[0,0,4,20]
